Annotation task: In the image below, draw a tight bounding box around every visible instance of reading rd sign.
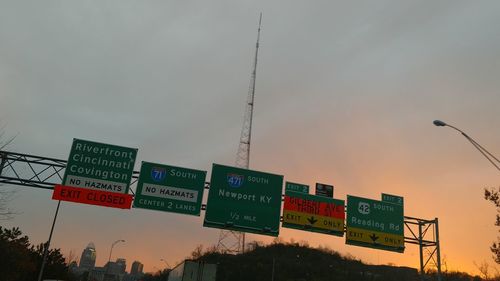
[346,195,405,253]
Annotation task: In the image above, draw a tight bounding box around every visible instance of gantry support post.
[419,220,425,280]
[0,151,6,177]
[435,218,442,281]
[405,216,442,281]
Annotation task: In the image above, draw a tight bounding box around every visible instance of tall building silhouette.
[79,242,96,271]
[116,258,126,273]
[105,258,127,276]
[130,261,143,275]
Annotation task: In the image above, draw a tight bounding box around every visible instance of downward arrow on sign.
[307,216,318,225]
[369,233,379,242]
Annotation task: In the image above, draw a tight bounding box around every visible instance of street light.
[433,120,500,171]
[108,239,125,263]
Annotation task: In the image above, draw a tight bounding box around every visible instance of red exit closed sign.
[52,185,133,209]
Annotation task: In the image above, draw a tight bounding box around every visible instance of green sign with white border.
[346,195,405,253]
[63,138,137,193]
[381,193,404,206]
[285,181,309,194]
[204,164,283,236]
[134,161,207,216]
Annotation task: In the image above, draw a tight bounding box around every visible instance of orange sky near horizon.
[4,116,498,276]
[1,0,500,277]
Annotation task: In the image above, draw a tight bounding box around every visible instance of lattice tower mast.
[216,13,262,254]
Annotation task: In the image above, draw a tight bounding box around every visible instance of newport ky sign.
[204,164,283,236]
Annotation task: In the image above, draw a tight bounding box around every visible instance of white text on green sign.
[346,195,404,252]
[381,193,404,206]
[285,182,309,193]
[64,138,137,194]
[204,164,283,236]
[134,162,206,216]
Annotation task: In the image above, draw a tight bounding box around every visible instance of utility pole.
[216,13,262,254]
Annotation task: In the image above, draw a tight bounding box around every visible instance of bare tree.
[0,125,16,220]
[190,244,204,260]
[474,261,491,280]
[485,187,500,264]
[441,254,449,273]
[65,249,75,264]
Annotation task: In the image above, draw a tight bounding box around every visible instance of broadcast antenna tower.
[216,13,262,254]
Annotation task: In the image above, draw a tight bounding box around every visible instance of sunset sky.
[1,0,500,276]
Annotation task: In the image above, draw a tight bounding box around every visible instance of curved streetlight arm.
[108,239,125,263]
[434,120,500,171]
[445,123,500,162]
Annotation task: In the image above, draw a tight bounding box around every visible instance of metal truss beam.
[0,151,67,189]
[1,150,441,280]
[0,150,142,193]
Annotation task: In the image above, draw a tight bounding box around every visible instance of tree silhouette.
[485,187,500,264]
[0,227,36,281]
[0,226,72,281]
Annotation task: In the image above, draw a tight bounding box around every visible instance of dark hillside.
[198,243,420,281]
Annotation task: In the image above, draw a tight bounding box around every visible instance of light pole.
[433,120,500,171]
[37,200,62,281]
[108,239,125,263]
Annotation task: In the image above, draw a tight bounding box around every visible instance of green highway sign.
[285,181,309,194]
[382,193,404,206]
[346,195,405,253]
[203,164,284,236]
[133,161,207,216]
[63,138,137,193]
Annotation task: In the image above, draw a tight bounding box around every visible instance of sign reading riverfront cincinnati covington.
[63,138,137,194]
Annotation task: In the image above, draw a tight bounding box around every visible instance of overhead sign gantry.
[0,147,442,280]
